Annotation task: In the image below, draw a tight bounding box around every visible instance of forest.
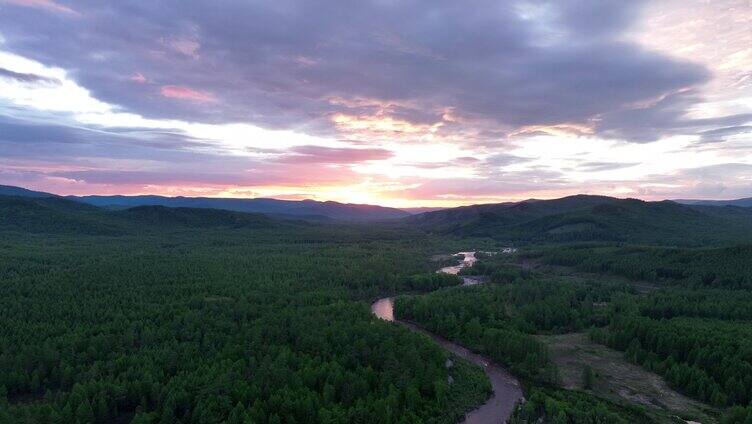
[3,193,752,423]
[529,244,752,289]
[395,277,628,379]
[0,217,490,423]
[594,301,752,407]
[396,248,752,423]
[395,271,665,422]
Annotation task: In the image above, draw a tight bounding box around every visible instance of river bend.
[371,252,523,424]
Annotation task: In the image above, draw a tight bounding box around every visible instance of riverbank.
[372,252,524,424]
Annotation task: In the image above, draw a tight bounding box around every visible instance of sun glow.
[3,0,752,209]
[331,113,443,139]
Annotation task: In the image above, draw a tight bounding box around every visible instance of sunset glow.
[1,0,751,207]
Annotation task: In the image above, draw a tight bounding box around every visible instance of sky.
[0,0,750,208]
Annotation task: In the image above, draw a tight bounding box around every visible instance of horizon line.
[2,183,747,210]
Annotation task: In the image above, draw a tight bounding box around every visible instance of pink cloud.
[162,37,201,58]
[5,0,79,15]
[278,145,393,164]
[456,156,480,164]
[129,72,147,83]
[160,85,216,102]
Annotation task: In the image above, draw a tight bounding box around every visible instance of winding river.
[371,252,524,424]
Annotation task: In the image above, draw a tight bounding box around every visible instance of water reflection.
[438,251,478,275]
[370,250,524,423]
[371,297,394,321]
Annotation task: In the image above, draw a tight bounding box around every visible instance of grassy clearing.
[538,332,717,423]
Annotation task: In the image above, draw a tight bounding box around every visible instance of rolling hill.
[72,195,410,221]
[0,195,287,234]
[0,185,411,221]
[675,198,752,208]
[4,184,752,244]
[408,195,752,246]
[0,195,122,235]
[0,184,57,198]
[111,205,276,229]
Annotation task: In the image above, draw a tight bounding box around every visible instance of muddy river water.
[371,252,523,424]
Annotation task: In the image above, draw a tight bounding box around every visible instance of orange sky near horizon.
[0,0,750,207]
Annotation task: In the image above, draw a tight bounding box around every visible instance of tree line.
[532,244,752,289]
[0,227,486,423]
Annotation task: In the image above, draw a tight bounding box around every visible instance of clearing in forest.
[538,332,716,423]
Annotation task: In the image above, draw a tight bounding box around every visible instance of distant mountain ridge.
[0,185,410,221]
[400,207,446,214]
[73,195,410,221]
[0,194,287,235]
[408,195,752,246]
[675,198,752,208]
[4,183,752,232]
[0,184,57,198]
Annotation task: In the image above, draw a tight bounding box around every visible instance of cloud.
[697,126,752,143]
[456,156,480,165]
[0,0,718,141]
[49,170,240,186]
[485,153,533,167]
[0,114,372,198]
[597,89,752,142]
[640,163,752,200]
[0,66,59,85]
[577,161,639,172]
[3,0,79,15]
[161,36,200,59]
[279,145,393,164]
[160,85,216,102]
[129,72,147,83]
[0,114,208,151]
[0,1,751,205]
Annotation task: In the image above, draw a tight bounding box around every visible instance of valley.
[372,251,523,424]
[2,2,749,423]
[1,188,752,423]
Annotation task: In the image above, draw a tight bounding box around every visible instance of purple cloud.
[0,1,750,204]
[0,0,715,141]
[0,67,60,85]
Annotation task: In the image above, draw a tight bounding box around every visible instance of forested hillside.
[396,277,627,379]
[677,198,752,208]
[531,244,752,289]
[4,191,752,423]
[409,196,752,246]
[0,185,56,198]
[0,195,296,235]
[0,199,490,423]
[0,195,122,235]
[0,184,412,222]
[405,249,752,423]
[72,193,410,221]
[395,267,671,422]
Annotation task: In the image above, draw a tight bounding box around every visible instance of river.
[371,252,524,424]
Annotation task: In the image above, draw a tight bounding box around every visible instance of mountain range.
[0,185,410,221]
[2,184,752,246]
[675,198,752,208]
[408,194,752,246]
